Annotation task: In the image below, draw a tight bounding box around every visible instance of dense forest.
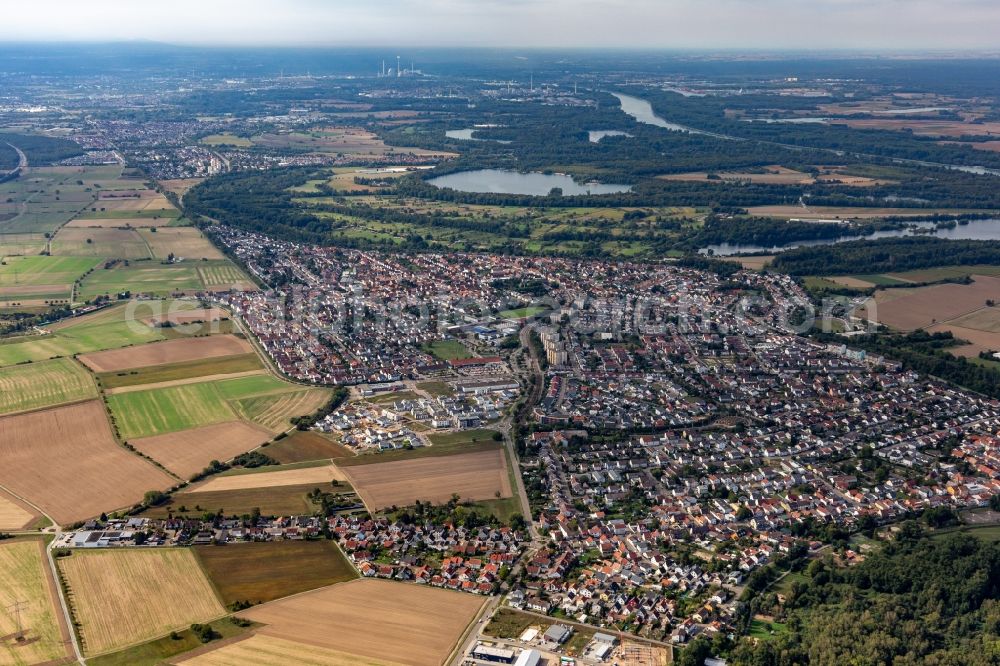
[0,142,17,171]
[638,89,1000,170]
[0,132,83,166]
[727,527,1000,665]
[770,237,1000,276]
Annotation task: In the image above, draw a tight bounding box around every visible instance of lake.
[445,129,511,144]
[589,130,633,143]
[613,92,691,132]
[700,218,1000,256]
[427,169,631,196]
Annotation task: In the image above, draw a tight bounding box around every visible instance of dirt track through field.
[105,370,267,395]
[79,334,252,372]
[239,579,484,666]
[341,448,512,510]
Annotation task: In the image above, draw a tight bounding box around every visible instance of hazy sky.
[2,0,999,50]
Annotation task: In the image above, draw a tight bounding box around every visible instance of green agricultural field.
[108,372,318,439]
[0,256,100,285]
[198,262,252,287]
[97,353,263,390]
[423,339,473,360]
[108,381,238,439]
[214,374,299,399]
[848,273,909,286]
[0,322,160,366]
[0,356,97,414]
[77,262,204,299]
[0,306,166,367]
[195,540,357,606]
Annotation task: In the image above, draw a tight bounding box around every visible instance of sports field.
[239,579,484,666]
[0,356,96,415]
[195,540,357,606]
[0,539,72,666]
[60,548,225,656]
[0,400,175,525]
[341,448,512,510]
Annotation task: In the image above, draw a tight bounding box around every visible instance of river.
[700,218,1000,256]
[427,169,632,196]
[614,92,1000,176]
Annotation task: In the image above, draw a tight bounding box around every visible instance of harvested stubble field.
[131,421,273,480]
[177,633,403,666]
[60,548,226,656]
[0,488,39,530]
[0,539,72,666]
[79,334,253,372]
[341,448,512,510]
[49,228,152,259]
[140,228,225,261]
[195,540,357,606]
[928,322,1000,357]
[0,400,175,525]
[140,307,227,326]
[188,463,346,493]
[0,356,97,415]
[856,275,1000,330]
[264,430,352,464]
[238,579,484,666]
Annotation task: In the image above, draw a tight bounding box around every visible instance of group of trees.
[772,236,1000,276]
[0,132,83,165]
[728,526,1000,665]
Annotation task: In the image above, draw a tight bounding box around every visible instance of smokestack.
[397,56,401,77]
